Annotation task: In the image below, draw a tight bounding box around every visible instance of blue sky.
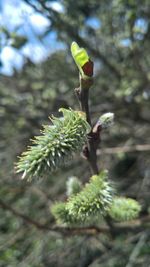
[0,0,102,75]
[0,0,147,75]
[0,0,65,75]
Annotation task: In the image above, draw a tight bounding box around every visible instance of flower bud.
[99,112,114,129]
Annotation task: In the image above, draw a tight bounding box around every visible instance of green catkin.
[109,197,141,221]
[51,170,113,225]
[66,170,114,221]
[16,108,91,180]
[51,202,78,225]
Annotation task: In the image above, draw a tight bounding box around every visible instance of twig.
[0,199,50,231]
[75,63,115,233]
[75,77,100,175]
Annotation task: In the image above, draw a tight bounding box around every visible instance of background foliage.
[0,0,150,266]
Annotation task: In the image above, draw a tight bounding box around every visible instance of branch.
[0,199,50,231]
[97,144,150,155]
[0,199,149,236]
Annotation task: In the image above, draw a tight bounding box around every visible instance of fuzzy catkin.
[109,197,141,221]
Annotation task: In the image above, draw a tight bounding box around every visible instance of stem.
[80,87,91,125]
[76,74,115,234]
[87,133,99,174]
[75,77,100,175]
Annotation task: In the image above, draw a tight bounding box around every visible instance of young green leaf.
[71,41,93,80]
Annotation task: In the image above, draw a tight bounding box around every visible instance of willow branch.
[1,200,149,236]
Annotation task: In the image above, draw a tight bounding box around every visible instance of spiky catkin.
[51,202,76,225]
[51,201,102,226]
[16,108,91,180]
[109,197,141,222]
[66,170,114,221]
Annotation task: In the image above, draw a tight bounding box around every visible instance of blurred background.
[0,0,150,266]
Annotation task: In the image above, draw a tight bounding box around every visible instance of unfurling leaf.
[71,41,93,80]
